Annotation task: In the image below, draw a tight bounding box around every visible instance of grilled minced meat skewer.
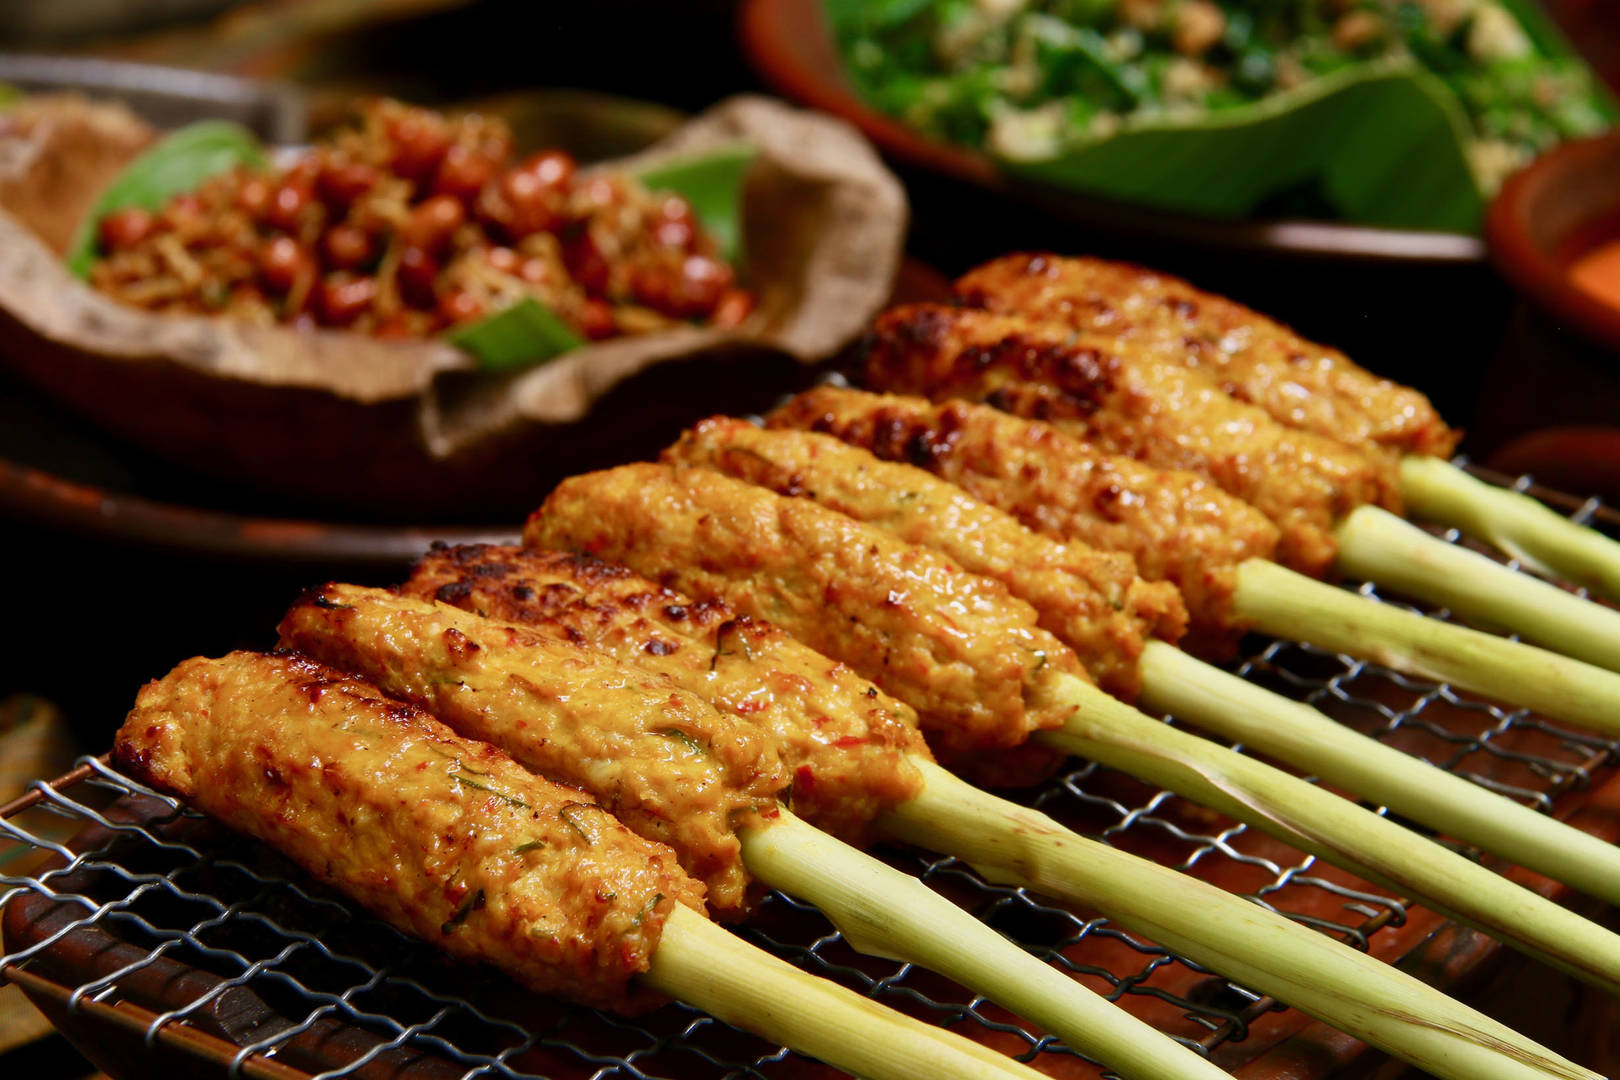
[278,585,1228,1080]
[957,253,1620,650]
[869,305,1400,579]
[531,465,1620,1006]
[407,542,1603,1080]
[665,417,1620,910]
[116,652,1050,1080]
[774,386,1620,741]
[954,254,1459,459]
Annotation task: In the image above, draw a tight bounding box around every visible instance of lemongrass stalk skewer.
[281,584,1230,1080]
[649,904,1060,1080]
[126,651,1055,1080]
[1137,640,1620,904]
[673,417,1620,908]
[417,541,1607,1080]
[852,301,1620,689]
[741,812,1227,1080]
[1333,502,1620,672]
[1033,672,1620,994]
[1397,454,1620,605]
[881,760,1599,1080]
[531,463,1620,1003]
[949,253,1620,610]
[1233,558,1620,737]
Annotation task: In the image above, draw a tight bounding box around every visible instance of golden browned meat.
[277,586,788,919]
[768,386,1278,648]
[403,544,930,846]
[865,304,1400,577]
[528,464,1083,772]
[955,254,1460,458]
[115,651,701,1013]
[665,417,1188,700]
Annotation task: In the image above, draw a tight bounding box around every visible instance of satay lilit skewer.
[958,253,1620,625]
[529,463,1620,1007]
[406,541,1601,1080]
[864,300,1620,676]
[776,385,1620,739]
[277,584,1227,1080]
[115,651,1047,1080]
[664,416,1620,910]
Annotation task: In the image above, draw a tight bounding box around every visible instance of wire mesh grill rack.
[2,467,1617,1080]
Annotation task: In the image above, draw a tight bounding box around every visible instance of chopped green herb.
[440,888,484,934]
[428,746,490,774]
[512,840,547,855]
[453,773,529,809]
[655,727,708,756]
[712,619,754,671]
[559,802,596,843]
[632,892,666,927]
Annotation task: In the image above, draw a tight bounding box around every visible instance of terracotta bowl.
[1473,131,1620,498]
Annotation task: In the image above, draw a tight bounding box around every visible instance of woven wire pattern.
[2,472,1617,1079]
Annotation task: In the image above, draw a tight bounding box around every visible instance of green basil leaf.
[447,297,585,372]
[67,119,266,278]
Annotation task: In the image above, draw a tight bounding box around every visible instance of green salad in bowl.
[830,0,1614,229]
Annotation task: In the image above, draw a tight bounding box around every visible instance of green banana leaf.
[66,119,266,278]
[1004,59,1484,231]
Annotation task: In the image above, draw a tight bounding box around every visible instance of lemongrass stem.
[1231,558,1620,736]
[738,809,1226,1080]
[643,903,1047,1080]
[881,760,1598,1080]
[1137,640,1620,906]
[1334,505,1620,673]
[1034,671,1620,998]
[1400,455,1620,601]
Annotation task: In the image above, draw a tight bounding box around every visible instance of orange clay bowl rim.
[1487,128,1620,353]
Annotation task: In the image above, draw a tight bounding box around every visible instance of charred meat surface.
[528,463,1082,771]
[768,386,1277,647]
[278,586,788,918]
[864,304,1399,577]
[665,416,1187,699]
[115,651,701,1012]
[955,254,1459,458]
[404,543,930,846]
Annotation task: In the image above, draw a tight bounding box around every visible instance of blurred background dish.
[0,79,906,517]
[817,0,1612,231]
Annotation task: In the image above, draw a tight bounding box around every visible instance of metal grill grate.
[2,469,1617,1080]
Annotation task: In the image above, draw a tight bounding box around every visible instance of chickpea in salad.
[835,0,1611,192]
